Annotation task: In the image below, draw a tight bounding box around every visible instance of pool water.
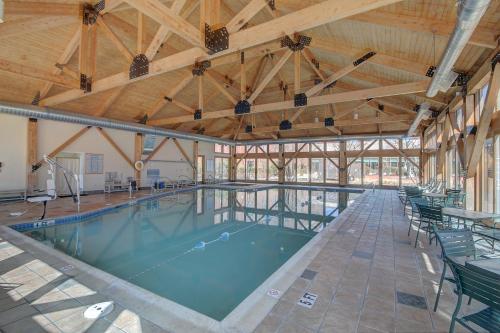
[23,187,360,320]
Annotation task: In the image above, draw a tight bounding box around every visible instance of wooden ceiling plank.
[150,80,428,125]
[123,0,201,48]
[301,48,326,81]
[96,16,134,62]
[205,71,238,105]
[5,2,79,16]
[39,0,403,107]
[39,27,81,99]
[351,11,498,49]
[0,59,79,89]
[94,87,126,117]
[248,50,293,103]
[0,16,77,40]
[146,72,194,119]
[226,0,268,34]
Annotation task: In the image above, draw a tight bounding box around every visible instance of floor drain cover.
[84,301,114,319]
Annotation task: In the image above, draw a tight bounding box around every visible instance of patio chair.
[408,196,430,236]
[432,226,476,312]
[444,192,466,208]
[446,257,500,333]
[414,203,442,247]
[402,186,422,215]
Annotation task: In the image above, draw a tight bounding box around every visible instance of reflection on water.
[25,187,359,320]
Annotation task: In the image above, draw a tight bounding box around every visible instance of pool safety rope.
[126,223,259,282]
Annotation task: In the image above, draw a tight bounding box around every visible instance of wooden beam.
[134,133,143,183]
[144,0,189,60]
[39,27,80,98]
[284,143,308,167]
[137,12,144,54]
[172,138,194,169]
[94,87,125,117]
[198,75,204,111]
[143,137,169,163]
[240,52,246,99]
[294,50,301,93]
[40,0,402,106]
[205,71,238,105]
[467,65,500,178]
[437,112,451,177]
[27,118,38,191]
[96,16,134,62]
[248,50,293,103]
[35,126,91,167]
[350,11,498,49]
[346,139,378,167]
[0,59,79,88]
[302,48,326,81]
[97,128,134,167]
[310,37,430,77]
[155,80,427,126]
[226,0,268,33]
[145,72,194,119]
[382,138,420,170]
[123,0,201,47]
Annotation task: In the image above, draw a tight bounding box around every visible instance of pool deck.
[0,189,490,333]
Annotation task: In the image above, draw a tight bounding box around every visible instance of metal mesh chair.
[447,257,500,333]
[414,203,442,247]
[433,226,476,312]
[408,196,430,236]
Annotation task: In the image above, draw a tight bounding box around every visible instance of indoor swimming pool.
[21,186,361,321]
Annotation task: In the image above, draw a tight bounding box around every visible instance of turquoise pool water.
[23,187,360,320]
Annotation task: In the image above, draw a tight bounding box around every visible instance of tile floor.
[0,189,493,333]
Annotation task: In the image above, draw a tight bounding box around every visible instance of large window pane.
[348,158,362,184]
[285,159,296,182]
[363,157,380,186]
[311,158,324,182]
[236,160,245,180]
[257,158,267,180]
[402,137,420,149]
[346,140,362,151]
[382,139,399,150]
[326,159,339,183]
[246,159,255,180]
[326,142,339,151]
[382,157,399,186]
[268,144,279,153]
[284,143,295,152]
[236,145,245,154]
[401,157,420,186]
[311,143,324,152]
[365,140,379,150]
[297,158,309,182]
[268,159,279,181]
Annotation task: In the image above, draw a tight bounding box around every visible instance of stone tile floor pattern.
[254,190,494,333]
[0,189,495,332]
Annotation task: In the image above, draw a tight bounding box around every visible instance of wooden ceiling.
[0,0,499,140]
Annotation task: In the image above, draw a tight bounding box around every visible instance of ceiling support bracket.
[324,117,334,127]
[245,125,253,133]
[82,1,104,25]
[235,100,251,115]
[192,61,211,76]
[279,120,292,131]
[353,51,376,66]
[194,109,202,120]
[294,93,307,107]
[80,74,92,92]
[205,24,229,54]
[129,54,149,79]
[281,35,311,51]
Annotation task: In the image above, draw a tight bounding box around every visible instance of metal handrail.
[44,155,81,212]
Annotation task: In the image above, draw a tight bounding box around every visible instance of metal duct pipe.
[0,0,4,23]
[426,0,490,97]
[0,102,234,145]
[407,103,431,136]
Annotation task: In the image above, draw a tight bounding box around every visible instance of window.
[246,159,255,180]
[247,145,256,153]
[382,139,399,150]
[311,158,324,182]
[326,159,339,183]
[479,84,489,116]
[402,137,420,149]
[257,145,267,154]
[382,157,399,186]
[401,157,420,186]
[236,145,245,154]
[348,158,362,184]
[236,160,245,180]
[215,144,230,154]
[365,140,379,150]
[215,157,229,180]
[363,157,380,185]
[326,142,339,151]
[483,139,494,213]
[197,156,204,182]
[299,143,310,152]
[257,158,267,180]
[297,158,309,182]
[268,159,279,181]
[311,142,324,152]
[285,159,297,182]
[346,140,361,151]
[215,144,222,153]
[268,144,279,153]
[284,143,295,152]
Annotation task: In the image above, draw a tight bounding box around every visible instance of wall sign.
[297,292,318,309]
[85,154,104,174]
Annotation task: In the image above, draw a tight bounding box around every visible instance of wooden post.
[230,145,236,181]
[193,140,199,181]
[278,143,285,184]
[339,141,347,186]
[463,94,475,209]
[27,118,38,193]
[134,133,143,186]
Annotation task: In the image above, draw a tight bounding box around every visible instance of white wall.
[0,114,215,193]
[0,114,27,190]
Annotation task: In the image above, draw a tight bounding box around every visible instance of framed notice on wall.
[85,154,104,174]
